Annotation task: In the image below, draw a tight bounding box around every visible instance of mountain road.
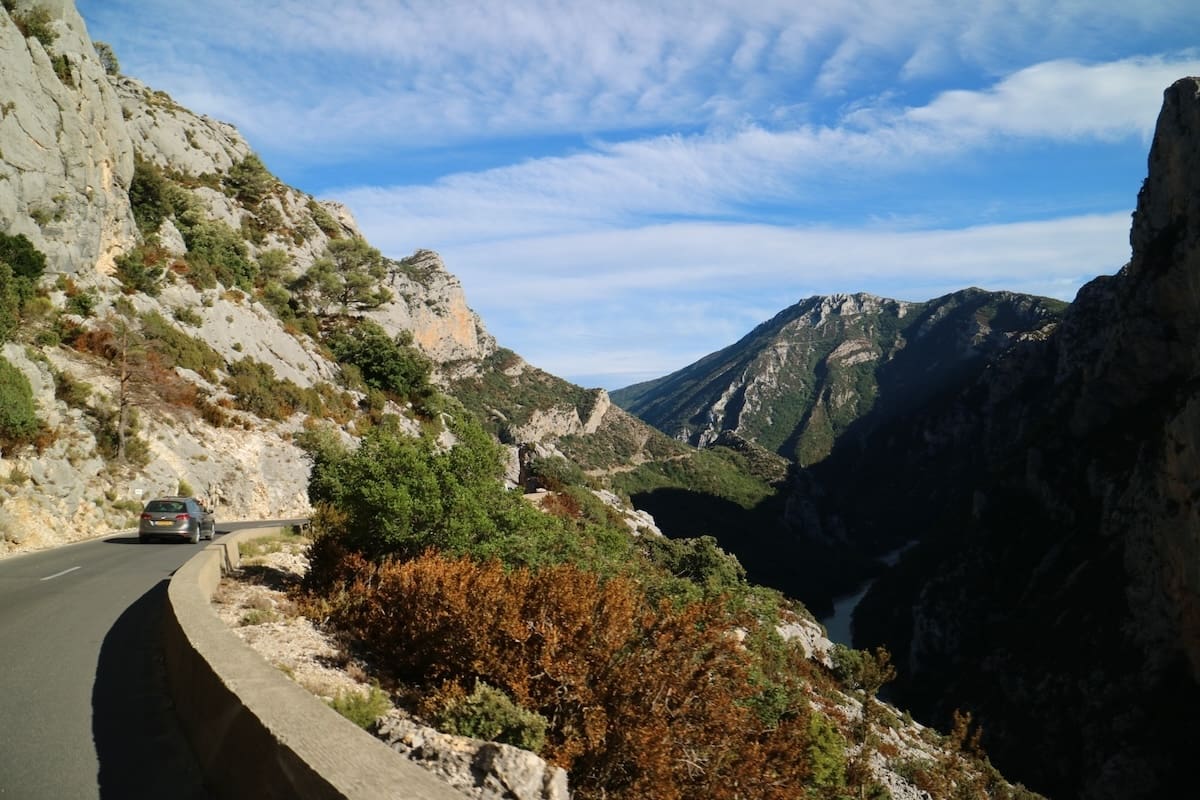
[0,520,306,799]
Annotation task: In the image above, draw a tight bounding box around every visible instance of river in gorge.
[818,542,915,646]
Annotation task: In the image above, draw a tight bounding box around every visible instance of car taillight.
[140,513,151,520]
[175,514,190,521]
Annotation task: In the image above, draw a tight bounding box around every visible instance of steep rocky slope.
[0,3,1070,797]
[0,0,497,551]
[836,78,1200,800]
[0,0,725,563]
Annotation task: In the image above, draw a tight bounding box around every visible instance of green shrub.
[326,320,431,401]
[66,290,97,317]
[327,684,390,729]
[129,155,174,235]
[0,263,19,343]
[12,6,56,47]
[435,681,548,753]
[306,199,341,238]
[139,311,223,378]
[223,154,275,205]
[807,713,848,792]
[90,403,150,467]
[172,306,202,326]
[255,249,292,284]
[526,454,585,489]
[176,211,255,290]
[302,416,573,566]
[114,242,168,296]
[50,53,73,87]
[93,41,119,75]
[0,356,38,453]
[257,281,293,320]
[830,644,896,696]
[638,534,748,595]
[223,357,312,420]
[53,370,91,407]
[0,232,47,285]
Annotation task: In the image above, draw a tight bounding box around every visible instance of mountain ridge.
[612,287,1065,466]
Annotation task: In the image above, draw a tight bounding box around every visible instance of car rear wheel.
[189,525,200,544]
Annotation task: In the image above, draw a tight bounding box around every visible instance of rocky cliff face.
[845,77,1200,800]
[0,0,496,551]
[0,0,136,274]
[0,0,671,558]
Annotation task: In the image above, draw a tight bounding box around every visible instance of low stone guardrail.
[164,526,469,800]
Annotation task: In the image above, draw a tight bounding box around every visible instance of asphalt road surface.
[0,520,305,799]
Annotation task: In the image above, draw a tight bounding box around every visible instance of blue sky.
[77,1,1200,389]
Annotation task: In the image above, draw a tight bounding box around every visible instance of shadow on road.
[102,535,224,546]
[92,581,210,799]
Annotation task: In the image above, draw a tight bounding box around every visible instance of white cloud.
[73,0,1195,390]
[904,56,1200,141]
[331,54,1196,258]
[432,212,1131,387]
[83,0,1200,158]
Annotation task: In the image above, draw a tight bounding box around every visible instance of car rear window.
[146,500,187,512]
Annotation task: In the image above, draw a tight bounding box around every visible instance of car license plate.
[155,520,173,526]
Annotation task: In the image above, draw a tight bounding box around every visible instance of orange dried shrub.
[538,490,582,519]
[69,326,120,360]
[317,550,819,800]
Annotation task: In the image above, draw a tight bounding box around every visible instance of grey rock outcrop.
[365,249,497,369]
[378,714,569,800]
[0,0,136,274]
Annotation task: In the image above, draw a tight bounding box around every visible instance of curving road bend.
[0,520,305,799]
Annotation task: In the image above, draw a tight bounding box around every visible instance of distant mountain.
[612,289,1065,467]
[611,289,1066,606]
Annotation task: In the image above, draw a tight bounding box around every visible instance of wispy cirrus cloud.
[81,0,1199,157]
[445,213,1131,384]
[335,54,1200,252]
[75,1,1200,387]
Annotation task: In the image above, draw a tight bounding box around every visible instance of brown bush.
[313,550,819,799]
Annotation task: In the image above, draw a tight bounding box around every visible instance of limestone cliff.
[0,0,494,550]
[845,77,1200,800]
[0,0,136,274]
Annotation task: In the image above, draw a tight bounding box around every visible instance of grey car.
[138,496,216,543]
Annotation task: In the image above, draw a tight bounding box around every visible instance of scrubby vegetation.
[450,349,597,442]
[9,4,57,48]
[0,356,38,454]
[0,233,46,338]
[298,412,877,799]
[326,321,432,403]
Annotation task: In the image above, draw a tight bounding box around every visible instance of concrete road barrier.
[164,527,468,799]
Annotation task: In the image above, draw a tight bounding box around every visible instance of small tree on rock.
[293,237,391,316]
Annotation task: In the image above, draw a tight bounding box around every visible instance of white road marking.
[40,566,81,582]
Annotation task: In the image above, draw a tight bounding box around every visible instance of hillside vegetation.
[0,4,1049,797]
